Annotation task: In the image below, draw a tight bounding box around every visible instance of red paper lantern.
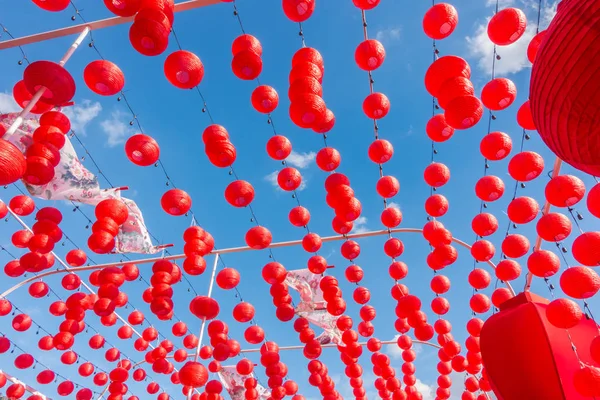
[355,39,386,71]
[282,0,315,22]
[437,76,475,110]
[471,213,498,236]
[39,110,71,133]
[161,189,192,216]
[33,0,70,11]
[289,206,310,227]
[480,131,512,161]
[352,0,380,10]
[232,34,262,56]
[232,50,262,80]
[266,135,292,160]
[572,232,600,267]
[507,196,539,224]
[426,114,455,143]
[545,175,585,207]
[376,176,400,198]
[481,78,517,111]
[528,250,561,278]
[363,92,390,119]
[501,234,530,258]
[216,268,240,290]
[23,61,76,105]
[10,195,35,216]
[129,11,170,56]
[12,81,53,114]
[487,7,527,45]
[528,30,547,64]
[423,3,458,40]
[84,60,125,96]
[508,151,544,182]
[104,0,141,16]
[164,50,204,89]
[246,226,272,249]
[424,163,450,187]
[425,55,471,97]
[444,95,483,130]
[536,212,572,242]
[475,176,505,201]
[233,302,255,323]
[560,267,600,299]
[481,292,599,400]
[225,180,254,207]
[530,0,600,175]
[289,94,327,129]
[316,147,341,172]
[125,134,160,166]
[278,167,302,191]
[251,85,279,113]
[425,194,449,217]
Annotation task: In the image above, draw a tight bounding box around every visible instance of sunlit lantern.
[13,80,53,114]
[225,180,255,207]
[252,85,279,114]
[545,175,585,207]
[0,139,27,186]
[129,9,171,56]
[425,55,471,97]
[481,78,517,111]
[426,114,455,143]
[423,3,459,40]
[508,151,544,182]
[23,61,76,106]
[232,50,263,80]
[480,131,512,160]
[125,134,160,166]
[282,0,315,22]
[355,39,386,71]
[245,226,272,249]
[104,0,142,17]
[164,50,204,89]
[444,95,483,130]
[487,7,527,45]
[84,60,125,96]
[232,34,263,56]
[161,189,192,216]
[527,30,547,64]
[33,0,71,11]
[363,92,390,119]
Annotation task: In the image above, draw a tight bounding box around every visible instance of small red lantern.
[282,0,315,22]
[232,50,263,80]
[84,60,125,96]
[246,226,272,249]
[161,189,192,216]
[481,78,517,111]
[225,180,254,207]
[363,92,390,119]
[125,134,160,166]
[0,139,27,186]
[104,0,142,16]
[251,85,279,114]
[23,61,76,106]
[423,3,458,40]
[355,39,386,71]
[487,7,527,45]
[164,50,204,89]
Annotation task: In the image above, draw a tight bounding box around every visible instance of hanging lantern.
[161,189,192,216]
[125,134,160,166]
[507,196,539,224]
[32,0,70,11]
[423,3,458,40]
[266,135,292,160]
[12,80,54,114]
[475,176,505,201]
[232,34,263,56]
[277,167,302,191]
[481,78,517,111]
[205,140,237,168]
[572,232,600,267]
[352,0,380,10]
[423,162,450,187]
[251,85,279,113]
[39,110,71,134]
[368,139,394,163]
[245,226,272,249]
[0,139,27,186]
[516,100,536,130]
[444,95,483,130]
[528,250,561,278]
[26,142,60,167]
[164,50,204,89]
[376,176,400,198]
[508,151,544,182]
[313,108,336,133]
[233,302,255,323]
[437,76,475,110]
[129,9,171,56]
[501,234,530,258]
[425,194,449,217]
[363,92,390,119]
[282,0,315,22]
[23,156,55,185]
[84,60,125,96]
[530,0,600,175]
[480,131,512,160]
[10,195,35,216]
[289,94,327,129]
[95,199,128,225]
[426,114,455,142]
[23,61,76,106]
[560,267,600,299]
[355,39,386,71]
[425,55,471,97]
[232,50,263,80]
[527,30,547,64]
[216,268,240,290]
[225,180,254,207]
[536,212,572,242]
[316,147,341,172]
[179,361,208,388]
[33,125,66,149]
[545,175,585,207]
[104,0,142,17]
[487,7,527,45]
[481,292,599,399]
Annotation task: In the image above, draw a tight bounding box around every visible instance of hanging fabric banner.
[218,366,270,400]
[0,112,161,254]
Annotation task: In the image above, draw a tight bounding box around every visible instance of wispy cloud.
[387,335,403,359]
[63,100,102,134]
[100,109,132,147]
[351,216,369,234]
[264,170,307,192]
[466,1,557,76]
[415,378,436,400]
[376,27,402,44]
[388,201,401,210]
[286,151,316,169]
[0,92,20,113]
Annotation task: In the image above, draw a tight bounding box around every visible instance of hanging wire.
[0,22,30,65]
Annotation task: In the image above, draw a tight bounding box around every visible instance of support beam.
[0,0,221,50]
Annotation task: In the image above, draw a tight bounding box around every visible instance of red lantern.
[363,92,390,119]
[14,353,34,369]
[12,81,53,114]
[480,131,512,161]
[161,189,192,216]
[481,78,517,111]
[472,213,498,236]
[424,163,450,187]
[507,196,539,224]
[164,50,204,89]
[190,296,219,320]
[289,94,326,129]
[545,175,585,207]
[232,50,262,80]
[9,195,35,216]
[475,176,505,201]
[246,226,272,249]
[129,11,170,56]
[12,314,32,331]
[426,114,454,143]
[232,34,262,56]
[481,292,599,400]
[437,76,475,110]
[530,0,600,175]
[225,180,254,207]
[39,110,71,133]
[282,0,315,22]
[316,147,341,172]
[536,212,572,242]
[487,7,527,45]
[251,85,279,113]
[560,267,600,299]
[501,234,530,258]
[355,39,386,71]
[84,60,125,96]
[179,362,208,388]
[23,61,76,105]
[125,134,160,166]
[572,232,600,267]
[95,199,128,225]
[313,108,336,133]
[376,176,400,198]
[352,0,380,10]
[278,167,302,191]
[233,302,255,323]
[508,151,544,182]
[423,3,458,40]
[425,194,449,217]
[266,135,292,160]
[289,206,310,227]
[33,0,70,11]
[381,206,402,228]
[425,55,471,97]
[216,268,240,290]
[444,95,483,130]
[528,250,561,278]
[104,0,141,16]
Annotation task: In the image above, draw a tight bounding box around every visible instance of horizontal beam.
[0,0,221,50]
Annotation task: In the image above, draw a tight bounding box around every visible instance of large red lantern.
[23,61,76,106]
[423,3,458,40]
[355,39,386,71]
[530,0,600,176]
[0,139,27,186]
[487,7,527,45]
[164,50,204,89]
[84,60,125,96]
[129,10,171,56]
[481,292,599,400]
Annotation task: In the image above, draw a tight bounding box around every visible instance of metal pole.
[0,369,51,399]
[524,156,563,292]
[3,27,90,139]
[0,225,514,299]
[0,0,221,50]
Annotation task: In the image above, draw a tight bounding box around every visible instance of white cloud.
[286,150,316,169]
[387,335,403,359]
[264,170,307,192]
[100,109,131,147]
[351,216,369,234]
[466,1,557,76]
[0,92,20,113]
[376,27,402,44]
[63,100,102,134]
[388,201,401,210]
[415,378,436,400]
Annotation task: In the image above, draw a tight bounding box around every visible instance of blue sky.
[0,0,598,399]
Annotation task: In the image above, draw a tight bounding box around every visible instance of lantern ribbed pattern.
[23,61,76,105]
[530,0,600,176]
[164,50,204,89]
[83,60,125,96]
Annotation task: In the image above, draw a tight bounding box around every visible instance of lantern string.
[298,22,307,48]
[0,22,30,65]
[0,330,105,396]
